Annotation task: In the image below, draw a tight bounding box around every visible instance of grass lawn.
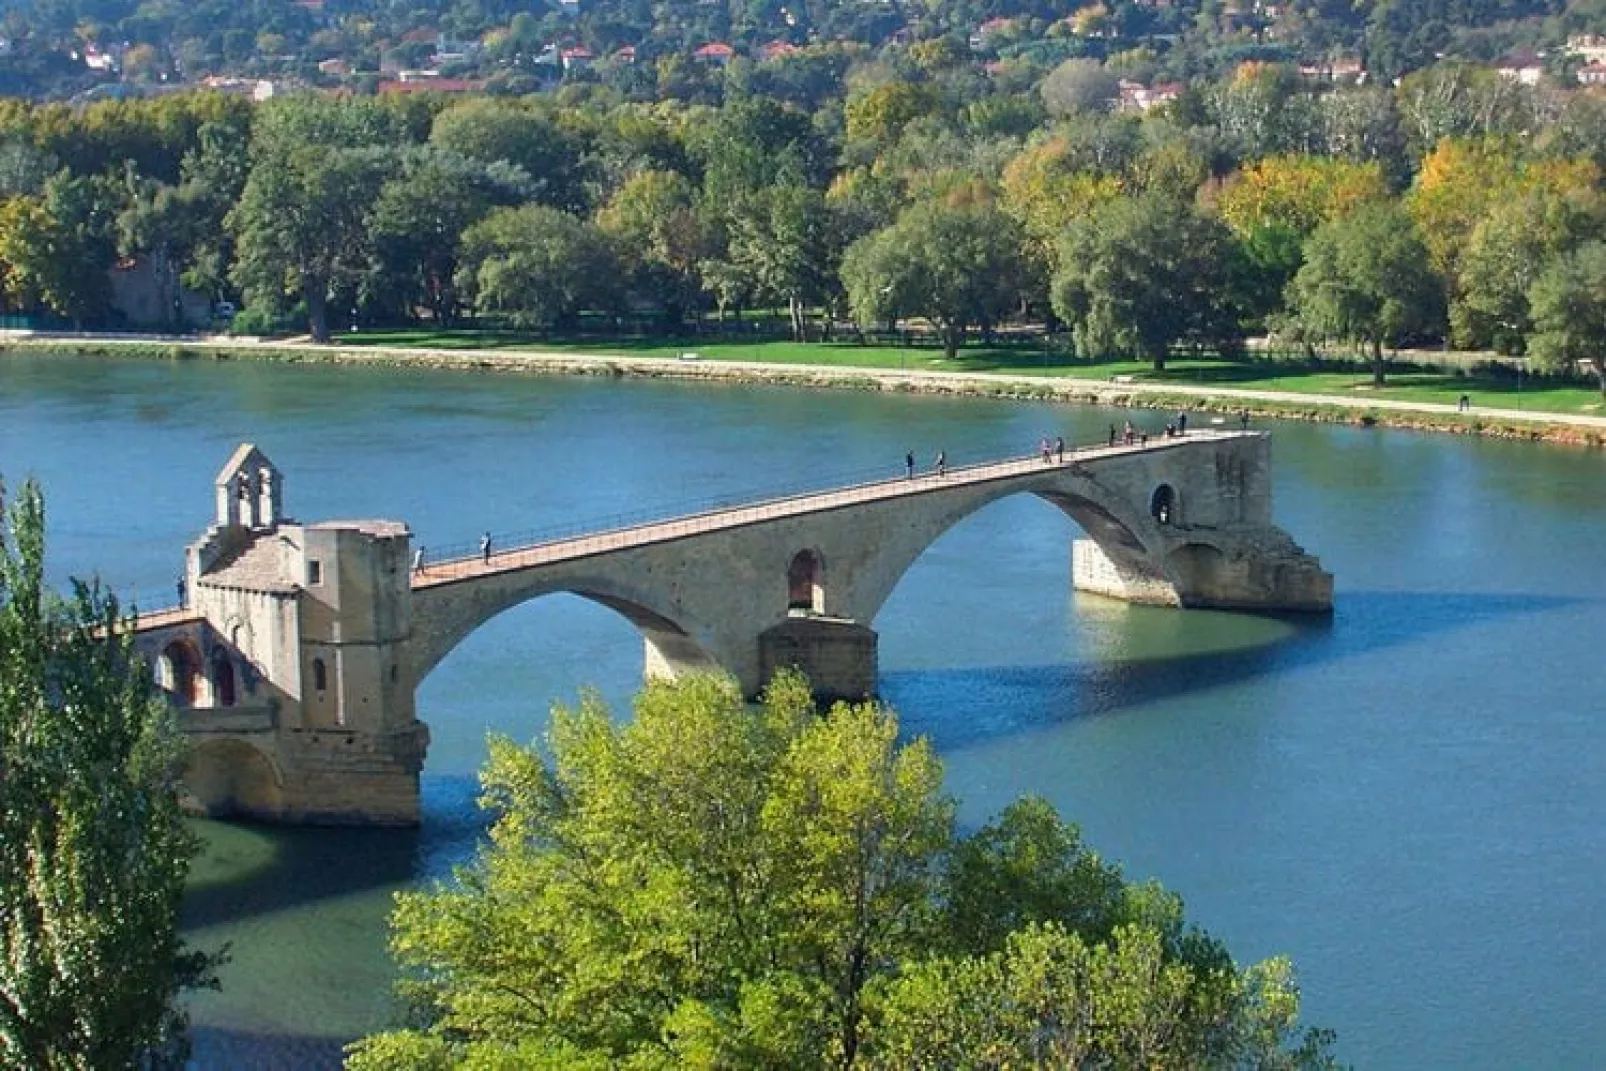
[329,328,1605,417]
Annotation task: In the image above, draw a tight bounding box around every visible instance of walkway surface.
[411,431,1227,584]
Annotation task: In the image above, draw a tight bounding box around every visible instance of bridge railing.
[416,453,1016,569]
[413,428,1221,575]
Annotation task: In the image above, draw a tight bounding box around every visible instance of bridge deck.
[411,429,1249,587]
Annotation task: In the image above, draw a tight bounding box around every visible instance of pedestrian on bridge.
[176,574,186,606]
[935,450,946,478]
[1178,411,1188,435]
[905,451,915,479]
[480,531,492,564]
[1040,437,1052,464]
[413,546,425,574]
[1055,435,1065,463]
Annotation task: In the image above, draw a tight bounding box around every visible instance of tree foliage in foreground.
[348,671,1334,1069]
[0,480,215,1069]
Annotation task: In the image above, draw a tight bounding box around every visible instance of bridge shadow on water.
[181,776,485,933]
[180,592,1575,930]
[886,590,1581,752]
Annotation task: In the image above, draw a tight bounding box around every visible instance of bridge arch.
[409,573,727,691]
[183,739,283,819]
[839,468,1185,626]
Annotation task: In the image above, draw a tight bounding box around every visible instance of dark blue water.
[2,352,1602,1068]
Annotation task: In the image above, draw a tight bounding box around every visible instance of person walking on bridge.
[905,451,915,479]
[1055,435,1065,463]
[480,531,492,564]
[934,450,946,478]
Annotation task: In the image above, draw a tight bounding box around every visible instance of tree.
[1039,58,1120,117]
[1051,193,1246,370]
[456,204,619,330]
[595,169,714,325]
[428,99,586,213]
[1527,241,1606,400]
[0,479,215,1068]
[1454,189,1606,352]
[366,148,533,325]
[228,143,388,341]
[726,182,830,340]
[840,198,1033,360]
[346,672,1334,1068]
[1285,202,1445,387]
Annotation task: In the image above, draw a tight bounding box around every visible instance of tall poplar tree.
[0,479,214,1069]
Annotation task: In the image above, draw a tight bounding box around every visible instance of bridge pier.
[1072,530,1332,613]
[758,617,878,703]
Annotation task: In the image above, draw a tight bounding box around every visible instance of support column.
[758,617,878,703]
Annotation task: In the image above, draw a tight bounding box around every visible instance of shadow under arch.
[184,738,284,820]
[411,580,726,692]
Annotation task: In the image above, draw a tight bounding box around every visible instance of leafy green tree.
[366,148,533,325]
[228,143,388,341]
[1051,193,1245,370]
[456,204,619,330]
[596,169,715,325]
[1527,240,1606,400]
[0,172,122,327]
[1285,202,1446,387]
[0,479,216,1069]
[349,672,1333,1069]
[841,197,1034,360]
[1454,189,1606,353]
[118,178,207,328]
[428,98,586,213]
[727,182,831,340]
[1039,58,1120,117]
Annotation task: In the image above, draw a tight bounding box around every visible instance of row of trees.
[4,78,1606,389]
[348,671,1336,1068]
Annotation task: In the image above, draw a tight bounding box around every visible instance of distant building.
[1299,56,1364,84]
[560,46,593,71]
[758,40,798,61]
[613,45,637,64]
[694,41,735,65]
[1579,61,1606,86]
[1117,79,1183,112]
[1496,50,1544,85]
[109,257,212,330]
[1567,34,1606,65]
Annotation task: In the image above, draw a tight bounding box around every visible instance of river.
[1,351,1602,1069]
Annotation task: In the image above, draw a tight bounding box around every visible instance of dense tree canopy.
[347,671,1335,1068]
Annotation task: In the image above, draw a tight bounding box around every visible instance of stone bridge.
[131,433,1330,826]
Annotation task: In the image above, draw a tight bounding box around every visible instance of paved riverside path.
[409,432,1204,586]
[8,331,1606,431]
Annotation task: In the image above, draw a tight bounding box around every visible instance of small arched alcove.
[159,639,203,706]
[787,549,825,615]
[1151,484,1178,527]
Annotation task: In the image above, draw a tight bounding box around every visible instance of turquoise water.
[2,352,1603,1068]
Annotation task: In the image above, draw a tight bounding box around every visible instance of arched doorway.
[159,640,203,706]
[210,647,237,707]
[787,549,825,614]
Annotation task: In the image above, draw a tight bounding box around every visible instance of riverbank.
[4,332,1603,447]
